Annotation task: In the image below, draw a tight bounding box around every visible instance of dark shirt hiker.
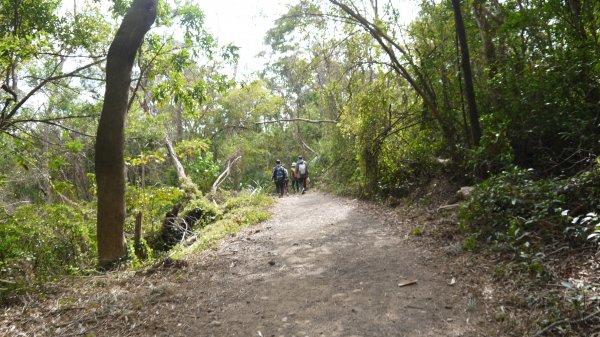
[271,160,287,197]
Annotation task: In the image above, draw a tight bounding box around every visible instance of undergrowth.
[172,193,273,258]
[0,203,97,301]
[0,187,273,305]
[458,162,600,335]
[460,163,600,250]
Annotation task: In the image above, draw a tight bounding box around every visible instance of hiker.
[290,162,299,193]
[283,165,290,196]
[271,159,287,197]
[296,155,309,194]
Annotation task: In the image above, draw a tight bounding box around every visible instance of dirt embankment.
[2,192,492,336]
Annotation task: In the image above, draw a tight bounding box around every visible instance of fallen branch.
[530,308,600,337]
[210,156,242,200]
[301,140,316,154]
[437,204,459,212]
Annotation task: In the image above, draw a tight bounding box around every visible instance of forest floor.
[1,189,506,337]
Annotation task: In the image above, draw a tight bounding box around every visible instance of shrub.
[459,164,600,247]
[126,185,185,238]
[0,203,96,297]
[154,196,221,251]
[222,189,271,212]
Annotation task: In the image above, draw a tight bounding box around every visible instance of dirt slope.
[2,192,489,336]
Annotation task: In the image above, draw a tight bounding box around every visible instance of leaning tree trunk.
[451,0,482,146]
[95,0,157,266]
[165,134,188,184]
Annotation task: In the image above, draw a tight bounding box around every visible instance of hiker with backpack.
[271,159,287,198]
[296,155,309,194]
[283,165,290,196]
[290,162,299,193]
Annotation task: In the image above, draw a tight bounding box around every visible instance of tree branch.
[1,83,18,121]
[254,117,338,125]
[3,58,105,125]
[210,156,242,200]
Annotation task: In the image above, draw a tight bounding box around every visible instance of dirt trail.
[146,192,484,336]
[2,192,488,336]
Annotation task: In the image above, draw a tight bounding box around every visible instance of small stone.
[268,260,276,266]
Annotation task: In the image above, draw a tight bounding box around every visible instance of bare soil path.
[2,192,489,336]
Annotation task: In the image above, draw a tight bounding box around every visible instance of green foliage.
[463,234,478,251]
[313,126,360,196]
[0,203,96,296]
[411,225,425,236]
[222,190,273,213]
[459,164,600,247]
[184,152,220,192]
[126,185,185,236]
[379,128,444,197]
[125,238,153,268]
[181,197,221,227]
[176,191,274,256]
[464,115,514,177]
[459,167,563,241]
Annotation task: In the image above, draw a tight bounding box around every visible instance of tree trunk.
[361,146,380,198]
[134,211,146,259]
[165,134,188,183]
[451,0,482,146]
[95,0,157,266]
[472,0,497,72]
[176,103,184,140]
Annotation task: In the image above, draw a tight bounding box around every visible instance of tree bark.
[95,0,157,266]
[165,134,188,183]
[361,146,380,198]
[210,156,242,200]
[472,0,497,72]
[451,0,482,146]
[134,211,146,259]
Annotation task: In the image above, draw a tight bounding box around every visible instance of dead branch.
[254,117,338,125]
[530,308,600,337]
[210,156,242,200]
[164,134,188,183]
[301,140,316,154]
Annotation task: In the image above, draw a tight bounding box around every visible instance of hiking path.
[2,192,489,337]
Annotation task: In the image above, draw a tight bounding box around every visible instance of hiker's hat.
[276,159,281,164]
[292,162,296,167]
